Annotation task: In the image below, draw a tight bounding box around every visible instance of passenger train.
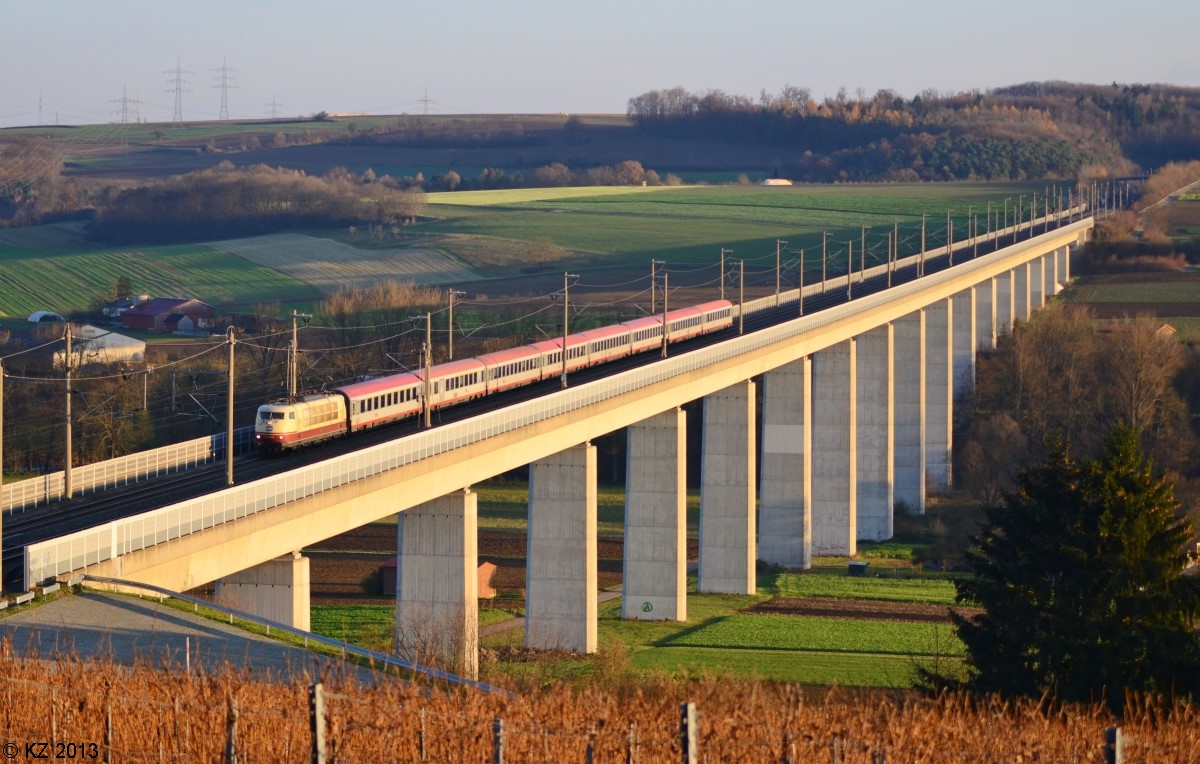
[254,299,734,453]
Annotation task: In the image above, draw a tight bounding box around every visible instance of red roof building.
[121,297,216,333]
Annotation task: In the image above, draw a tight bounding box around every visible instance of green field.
[424,182,1047,273]
[1060,273,1200,303]
[0,241,320,318]
[474,481,700,537]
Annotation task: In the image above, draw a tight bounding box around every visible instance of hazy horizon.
[5,0,1200,129]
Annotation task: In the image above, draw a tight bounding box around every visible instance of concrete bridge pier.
[813,339,856,555]
[996,270,1014,336]
[855,328,892,542]
[952,288,976,393]
[214,552,310,631]
[976,279,996,352]
[1014,263,1031,323]
[1030,256,1045,309]
[623,409,687,621]
[893,311,925,513]
[758,359,812,568]
[699,380,756,594]
[527,443,597,653]
[1059,245,1072,284]
[395,490,479,678]
[1043,252,1058,299]
[925,300,952,490]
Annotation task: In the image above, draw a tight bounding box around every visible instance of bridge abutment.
[526,443,598,653]
[813,340,856,555]
[758,359,812,568]
[623,409,687,621]
[395,490,479,679]
[699,381,756,593]
[856,328,892,542]
[214,552,310,631]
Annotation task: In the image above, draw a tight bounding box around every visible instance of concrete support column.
[996,270,1014,336]
[893,312,925,513]
[700,380,757,594]
[855,328,892,542]
[527,444,597,653]
[952,288,976,394]
[813,340,856,555]
[1030,256,1045,309]
[1014,262,1030,323]
[1063,243,1072,283]
[759,359,812,568]
[975,278,996,351]
[215,553,310,631]
[1045,252,1058,299]
[624,409,687,621]
[925,299,952,490]
[395,490,479,678]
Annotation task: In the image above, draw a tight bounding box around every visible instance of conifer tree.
[951,427,1200,709]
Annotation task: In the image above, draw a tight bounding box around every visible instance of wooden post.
[225,696,239,764]
[1104,727,1123,764]
[419,707,427,762]
[309,683,326,764]
[104,698,112,764]
[493,718,504,764]
[627,722,638,764]
[679,702,698,764]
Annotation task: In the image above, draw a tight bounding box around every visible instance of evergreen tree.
[950,427,1200,710]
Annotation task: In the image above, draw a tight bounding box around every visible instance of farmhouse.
[101,297,141,319]
[121,297,216,334]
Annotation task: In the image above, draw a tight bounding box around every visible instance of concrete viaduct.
[27,217,1092,678]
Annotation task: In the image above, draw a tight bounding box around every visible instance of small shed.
[54,324,146,365]
[381,557,497,599]
[27,310,66,323]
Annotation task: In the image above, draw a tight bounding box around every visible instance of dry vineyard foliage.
[0,642,1197,762]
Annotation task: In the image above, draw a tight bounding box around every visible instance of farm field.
[302,479,967,689]
[0,181,1052,319]
[0,239,320,318]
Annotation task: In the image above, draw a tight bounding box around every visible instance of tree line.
[88,162,427,245]
[627,81,1200,181]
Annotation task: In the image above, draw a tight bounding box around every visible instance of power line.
[107,84,142,125]
[163,57,192,128]
[263,93,286,120]
[211,57,238,121]
[418,88,435,116]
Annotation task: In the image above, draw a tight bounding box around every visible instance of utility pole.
[560,273,578,388]
[821,232,829,291]
[719,248,732,300]
[64,324,73,499]
[447,289,465,360]
[859,227,868,282]
[1016,195,1024,244]
[226,327,236,487]
[947,212,954,266]
[775,239,787,306]
[920,213,930,272]
[846,240,854,299]
[264,94,287,120]
[798,248,805,316]
[422,313,432,427]
[650,260,665,314]
[288,310,311,398]
[738,261,745,335]
[659,272,669,358]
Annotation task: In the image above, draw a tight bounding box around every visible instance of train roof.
[574,324,630,342]
[428,358,487,380]
[476,345,542,365]
[338,370,422,397]
[692,299,734,312]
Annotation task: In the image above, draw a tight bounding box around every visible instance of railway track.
[1,218,1073,592]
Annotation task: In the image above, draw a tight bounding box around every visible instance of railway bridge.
[22,216,1092,678]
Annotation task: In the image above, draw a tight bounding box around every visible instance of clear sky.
[4,0,1200,128]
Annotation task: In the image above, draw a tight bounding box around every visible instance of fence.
[0,653,1182,764]
[24,216,1091,589]
[2,427,255,514]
